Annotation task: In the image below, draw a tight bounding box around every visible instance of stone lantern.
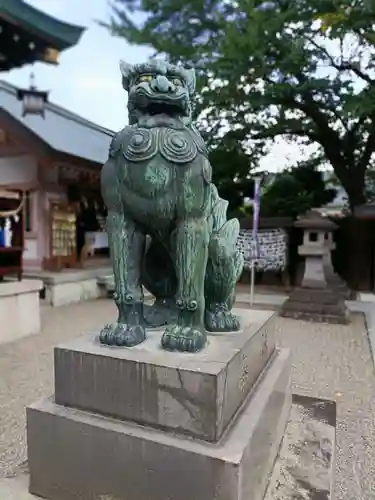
[295,210,337,288]
[280,210,349,324]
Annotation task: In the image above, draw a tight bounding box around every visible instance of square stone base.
[27,348,291,500]
[280,287,349,324]
[54,308,275,442]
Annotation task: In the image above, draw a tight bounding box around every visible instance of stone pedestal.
[281,210,349,323]
[27,309,292,500]
[0,279,43,345]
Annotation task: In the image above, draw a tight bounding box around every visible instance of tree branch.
[337,62,374,85]
[305,36,375,85]
[252,126,317,141]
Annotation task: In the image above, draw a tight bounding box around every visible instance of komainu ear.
[185,67,196,95]
[119,60,133,91]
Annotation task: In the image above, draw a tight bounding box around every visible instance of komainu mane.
[99,59,243,353]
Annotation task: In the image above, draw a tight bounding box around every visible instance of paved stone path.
[0,299,374,499]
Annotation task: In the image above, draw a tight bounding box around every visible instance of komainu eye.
[172,78,183,86]
[138,75,153,83]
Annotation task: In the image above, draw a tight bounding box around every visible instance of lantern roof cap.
[354,203,375,219]
[294,209,338,230]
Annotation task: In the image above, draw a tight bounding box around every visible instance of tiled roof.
[0,0,85,49]
[0,80,115,164]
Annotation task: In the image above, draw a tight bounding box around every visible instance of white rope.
[0,191,25,218]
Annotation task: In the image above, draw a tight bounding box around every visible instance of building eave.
[0,0,85,50]
[0,80,115,137]
[0,80,115,165]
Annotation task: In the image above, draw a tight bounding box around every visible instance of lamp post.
[16,73,49,118]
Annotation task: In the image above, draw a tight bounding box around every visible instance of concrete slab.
[24,268,113,307]
[54,308,275,442]
[24,267,113,285]
[265,394,336,500]
[27,348,291,500]
[346,300,375,368]
[0,280,43,345]
[235,292,288,310]
[357,292,375,303]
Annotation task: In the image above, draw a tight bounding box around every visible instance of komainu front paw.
[99,323,146,347]
[205,303,240,332]
[161,325,207,353]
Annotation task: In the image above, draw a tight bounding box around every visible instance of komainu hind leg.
[204,217,244,332]
[99,159,146,347]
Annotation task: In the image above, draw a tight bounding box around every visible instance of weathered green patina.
[100,59,243,353]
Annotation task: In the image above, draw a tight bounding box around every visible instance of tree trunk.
[344,179,366,211]
[334,165,366,211]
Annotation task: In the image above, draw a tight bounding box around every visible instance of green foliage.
[208,145,254,213]
[103,0,375,209]
[261,164,336,218]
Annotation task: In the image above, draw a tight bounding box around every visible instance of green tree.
[104,0,375,209]
[261,162,336,218]
[208,143,255,213]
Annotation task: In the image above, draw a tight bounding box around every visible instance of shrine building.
[0,80,114,273]
[0,1,116,282]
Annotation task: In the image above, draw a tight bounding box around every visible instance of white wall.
[0,154,37,185]
[23,239,38,260]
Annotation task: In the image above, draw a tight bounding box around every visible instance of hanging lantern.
[16,73,49,118]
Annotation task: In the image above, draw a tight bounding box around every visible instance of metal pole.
[250,260,255,305]
[250,176,261,306]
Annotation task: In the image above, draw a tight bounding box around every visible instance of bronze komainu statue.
[100,59,243,353]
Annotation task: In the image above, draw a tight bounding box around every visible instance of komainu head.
[119,59,196,125]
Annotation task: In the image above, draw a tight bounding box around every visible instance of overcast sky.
[2,0,314,172]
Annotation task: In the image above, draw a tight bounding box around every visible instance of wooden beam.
[0,181,39,191]
[0,188,20,199]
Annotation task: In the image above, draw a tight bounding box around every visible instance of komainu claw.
[99,323,146,347]
[205,303,240,332]
[161,325,207,353]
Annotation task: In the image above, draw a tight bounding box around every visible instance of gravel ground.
[274,313,375,500]
[0,299,374,499]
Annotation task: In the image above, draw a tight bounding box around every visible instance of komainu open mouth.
[145,101,184,117]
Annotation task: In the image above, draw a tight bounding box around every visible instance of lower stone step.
[281,307,349,322]
[2,393,336,500]
[280,287,349,324]
[27,349,291,500]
